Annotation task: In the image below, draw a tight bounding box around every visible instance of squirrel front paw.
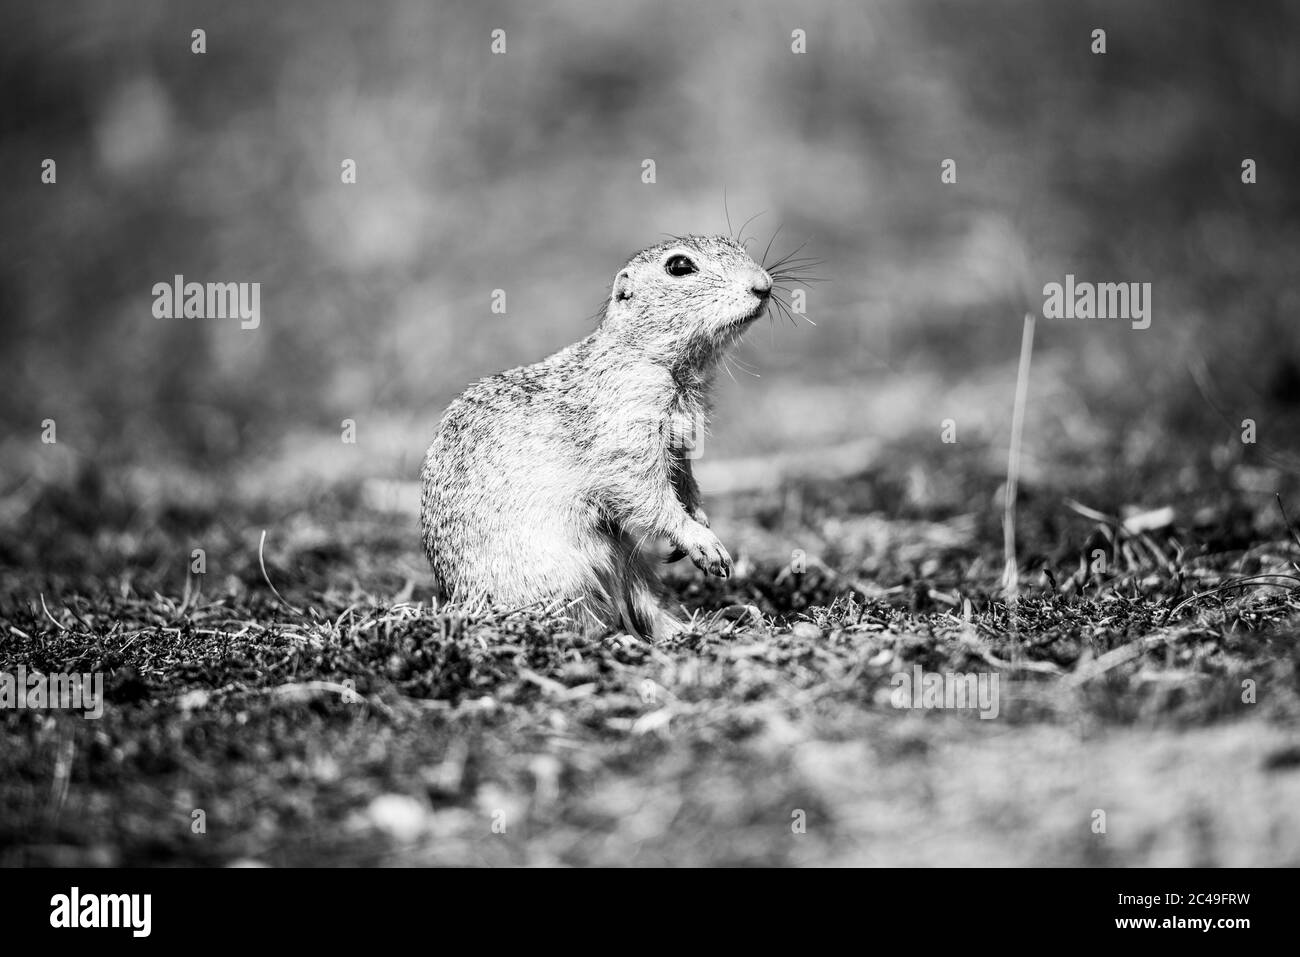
[681,525,731,579]
[662,508,712,564]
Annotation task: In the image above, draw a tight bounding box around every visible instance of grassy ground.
[3,431,1300,867]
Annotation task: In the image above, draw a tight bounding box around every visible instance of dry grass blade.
[1163,573,1300,622]
[1001,313,1036,602]
[259,529,305,617]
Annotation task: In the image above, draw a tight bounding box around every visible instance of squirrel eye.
[664,255,697,277]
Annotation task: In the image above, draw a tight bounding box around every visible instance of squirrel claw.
[685,531,732,579]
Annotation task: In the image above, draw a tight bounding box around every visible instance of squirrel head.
[600,235,772,371]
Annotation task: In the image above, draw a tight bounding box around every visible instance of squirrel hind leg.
[623,573,676,641]
[589,540,680,642]
[576,570,654,640]
[555,522,682,642]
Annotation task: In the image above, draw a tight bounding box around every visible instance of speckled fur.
[420,236,772,639]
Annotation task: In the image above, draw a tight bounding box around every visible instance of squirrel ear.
[612,270,633,302]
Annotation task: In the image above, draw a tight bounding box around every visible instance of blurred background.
[2,0,1299,529]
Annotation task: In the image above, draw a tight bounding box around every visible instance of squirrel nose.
[751,270,772,298]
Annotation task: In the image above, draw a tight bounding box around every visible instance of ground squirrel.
[421,234,789,639]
